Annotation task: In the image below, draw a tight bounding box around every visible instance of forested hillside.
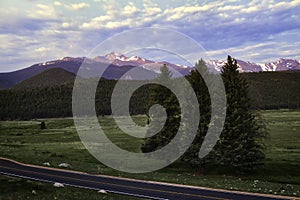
[0,71,299,120]
[13,68,76,90]
[244,71,300,109]
[0,78,150,120]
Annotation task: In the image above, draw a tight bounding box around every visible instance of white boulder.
[53,183,64,188]
[98,189,107,194]
[58,163,71,168]
[43,162,51,166]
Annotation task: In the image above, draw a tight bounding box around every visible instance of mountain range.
[0,52,299,89]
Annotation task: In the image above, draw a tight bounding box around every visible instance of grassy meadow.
[0,110,299,199]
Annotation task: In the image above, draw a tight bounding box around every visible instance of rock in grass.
[53,182,64,188]
[58,163,72,168]
[98,189,107,194]
[43,162,51,166]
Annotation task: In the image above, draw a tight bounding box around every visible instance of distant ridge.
[13,68,76,90]
[0,52,299,89]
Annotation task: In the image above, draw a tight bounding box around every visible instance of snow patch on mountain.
[208,58,300,72]
[38,52,300,76]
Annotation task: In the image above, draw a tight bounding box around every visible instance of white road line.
[0,171,168,200]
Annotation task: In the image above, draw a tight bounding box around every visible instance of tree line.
[0,79,150,120]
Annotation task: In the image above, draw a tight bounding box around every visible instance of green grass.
[259,110,300,184]
[0,110,299,199]
[0,175,141,200]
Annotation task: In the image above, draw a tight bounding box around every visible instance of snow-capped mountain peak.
[128,55,141,61]
[38,53,300,78]
[103,52,147,63]
[208,58,300,72]
[104,52,127,61]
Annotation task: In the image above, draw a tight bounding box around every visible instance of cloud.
[207,34,300,63]
[35,47,50,53]
[54,1,62,6]
[54,1,90,11]
[81,15,113,29]
[0,16,57,36]
[122,2,139,16]
[144,7,161,15]
[163,2,223,22]
[27,4,58,19]
[50,0,300,63]
[268,0,300,10]
[81,1,163,30]
[217,5,243,12]
[0,25,85,71]
[1,0,300,72]
[0,3,62,38]
[61,22,71,28]
[65,2,90,11]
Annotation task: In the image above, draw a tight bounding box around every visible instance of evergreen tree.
[218,55,267,171]
[181,59,213,170]
[141,64,180,154]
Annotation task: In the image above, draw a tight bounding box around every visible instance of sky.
[0,0,299,72]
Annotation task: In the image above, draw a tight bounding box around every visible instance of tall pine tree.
[218,55,267,171]
[181,59,213,170]
[141,64,180,154]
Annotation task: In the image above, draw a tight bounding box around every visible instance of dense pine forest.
[0,70,299,120]
[0,78,151,120]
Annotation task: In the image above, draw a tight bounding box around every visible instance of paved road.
[0,158,296,200]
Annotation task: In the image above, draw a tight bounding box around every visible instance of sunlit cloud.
[65,2,90,11]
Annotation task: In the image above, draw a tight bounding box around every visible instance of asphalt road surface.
[0,158,296,200]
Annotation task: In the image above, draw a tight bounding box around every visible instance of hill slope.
[243,71,300,109]
[0,57,157,89]
[13,68,76,90]
[0,60,82,89]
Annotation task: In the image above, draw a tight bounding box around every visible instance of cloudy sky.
[0,0,299,72]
